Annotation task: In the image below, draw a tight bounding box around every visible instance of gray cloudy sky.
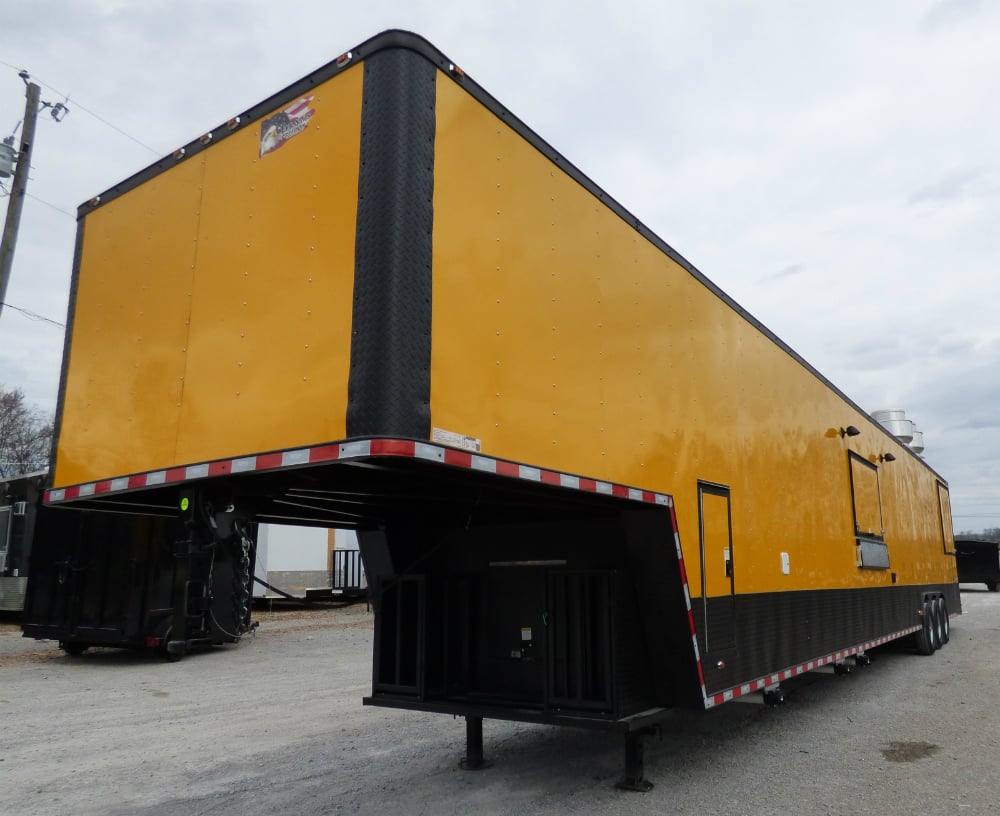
[1,0,998,531]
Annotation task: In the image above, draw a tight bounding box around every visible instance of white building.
[253,525,362,598]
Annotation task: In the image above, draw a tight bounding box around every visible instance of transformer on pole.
[0,71,63,321]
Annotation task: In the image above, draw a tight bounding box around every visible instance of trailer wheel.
[60,642,88,657]
[928,600,943,651]
[165,640,187,662]
[936,597,950,645]
[762,687,785,706]
[914,602,935,656]
[987,582,998,593]
[153,622,173,658]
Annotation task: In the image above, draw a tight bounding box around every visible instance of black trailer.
[954,536,1000,591]
[22,496,255,658]
[0,472,45,612]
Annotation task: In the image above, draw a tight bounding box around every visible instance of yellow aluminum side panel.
[430,73,954,596]
[55,68,363,487]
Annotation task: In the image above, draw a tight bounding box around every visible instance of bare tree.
[0,386,52,478]
[957,527,1000,542]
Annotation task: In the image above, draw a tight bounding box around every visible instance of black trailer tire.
[928,600,942,651]
[154,622,173,658]
[937,597,950,644]
[60,642,88,657]
[988,582,998,593]
[914,602,935,655]
[165,640,187,662]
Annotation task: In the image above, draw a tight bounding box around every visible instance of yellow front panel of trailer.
[430,73,953,596]
[55,165,203,487]
[54,68,364,487]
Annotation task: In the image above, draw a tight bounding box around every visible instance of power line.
[0,301,65,328]
[1,60,162,155]
[2,181,75,219]
[953,514,1000,519]
[57,94,161,156]
[25,192,75,219]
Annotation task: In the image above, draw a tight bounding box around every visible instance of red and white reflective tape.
[44,437,674,509]
[700,624,924,709]
[669,501,707,696]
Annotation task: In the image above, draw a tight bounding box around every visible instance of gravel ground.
[2,589,999,816]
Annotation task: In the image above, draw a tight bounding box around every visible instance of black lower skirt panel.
[693,582,961,696]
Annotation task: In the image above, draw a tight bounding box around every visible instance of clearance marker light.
[336,51,353,68]
[198,132,213,144]
[226,117,241,129]
[449,63,465,79]
[172,147,186,159]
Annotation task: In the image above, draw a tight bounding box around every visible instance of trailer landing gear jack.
[457,715,656,791]
[763,685,785,706]
[615,727,657,792]
[459,716,493,771]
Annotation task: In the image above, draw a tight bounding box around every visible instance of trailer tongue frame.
[37,437,698,789]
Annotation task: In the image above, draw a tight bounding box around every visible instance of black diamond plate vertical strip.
[346,48,436,438]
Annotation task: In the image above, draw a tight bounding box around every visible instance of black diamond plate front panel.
[347,48,436,438]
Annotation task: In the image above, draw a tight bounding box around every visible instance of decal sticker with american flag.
[259,95,315,157]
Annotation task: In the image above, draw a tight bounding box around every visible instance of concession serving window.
[848,452,890,570]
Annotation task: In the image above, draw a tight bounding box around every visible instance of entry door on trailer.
[699,482,735,653]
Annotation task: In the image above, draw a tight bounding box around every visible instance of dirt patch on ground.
[0,646,62,668]
[0,615,22,634]
[250,601,372,636]
[880,741,941,763]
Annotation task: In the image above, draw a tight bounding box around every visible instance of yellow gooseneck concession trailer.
[23,30,958,789]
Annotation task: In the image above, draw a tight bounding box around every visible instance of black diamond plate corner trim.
[346,47,436,440]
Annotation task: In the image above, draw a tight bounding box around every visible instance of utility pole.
[0,75,42,321]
